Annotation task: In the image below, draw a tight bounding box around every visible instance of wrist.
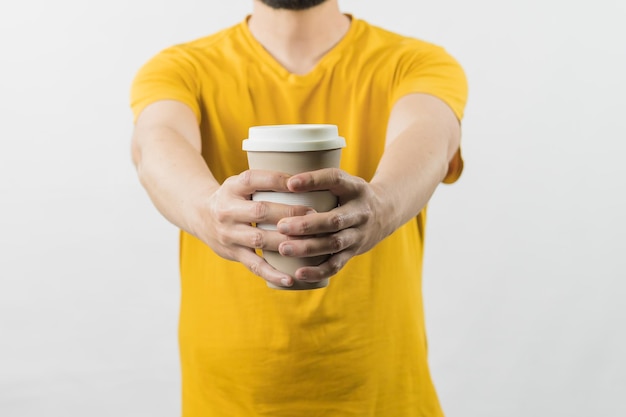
[368,181,401,241]
[183,182,221,240]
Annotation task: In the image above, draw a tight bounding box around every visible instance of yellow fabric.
[131,16,467,417]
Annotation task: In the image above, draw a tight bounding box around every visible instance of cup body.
[242,125,346,290]
[246,149,341,175]
[252,191,337,290]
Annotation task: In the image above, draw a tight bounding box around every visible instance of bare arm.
[131,100,215,234]
[275,93,461,282]
[131,100,311,287]
[370,93,460,235]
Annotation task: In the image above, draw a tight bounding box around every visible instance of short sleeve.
[391,43,468,183]
[130,46,202,123]
[391,43,468,121]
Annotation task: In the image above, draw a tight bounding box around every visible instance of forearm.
[370,95,460,236]
[132,126,218,235]
[370,129,449,234]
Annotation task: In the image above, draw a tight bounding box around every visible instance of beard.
[258,0,329,11]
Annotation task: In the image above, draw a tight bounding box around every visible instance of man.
[130,0,467,415]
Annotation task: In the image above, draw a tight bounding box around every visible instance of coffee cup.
[242,124,346,290]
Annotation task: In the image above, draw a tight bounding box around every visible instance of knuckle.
[330,235,344,252]
[209,196,231,224]
[214,207,229,223]
[238,170,253,186]
[329,168,343,185]
[247,259,263,276]
[327,257,343,276]
[252,201,269,221]
[250,230,265,249]
[298,220,312,234]
[215,225,231,246]
[329,213,346,230]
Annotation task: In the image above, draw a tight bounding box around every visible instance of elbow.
[442,136,463,184]
[130,133,151,190]
[130,133,143,169]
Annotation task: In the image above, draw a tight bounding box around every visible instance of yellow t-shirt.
[131,16,467,417]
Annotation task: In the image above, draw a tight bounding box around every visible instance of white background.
[1,0,624,416]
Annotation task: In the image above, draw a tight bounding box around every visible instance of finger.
[277,228,357,258]
[251,200,315,226]
[217,198,315,227]
[227,169,293,195]
[221,224,295,252]
[236,247,294,288]
[276,206,362,236]
[293,251,352,282]
[286,168,365,198]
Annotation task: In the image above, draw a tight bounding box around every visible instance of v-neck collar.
[240,14,358,85]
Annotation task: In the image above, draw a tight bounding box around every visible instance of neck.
[248,0,350,75]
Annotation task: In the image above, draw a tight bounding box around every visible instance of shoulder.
[153,20,248,65]
[352,18,444,53]
[346,18,464,82]
[347,19,467,119]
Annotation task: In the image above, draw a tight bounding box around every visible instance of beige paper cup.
[243,124,346,290]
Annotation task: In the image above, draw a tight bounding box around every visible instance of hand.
[191,169,313,288]
[275,168,392,284]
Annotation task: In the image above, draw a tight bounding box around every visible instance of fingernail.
[289,178,302,188]
[277,223,289,234]
[281,277,292,287]
[306,209,317,215]
[280,244,293,256]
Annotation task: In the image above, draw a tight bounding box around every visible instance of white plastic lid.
[242,124,346,152]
